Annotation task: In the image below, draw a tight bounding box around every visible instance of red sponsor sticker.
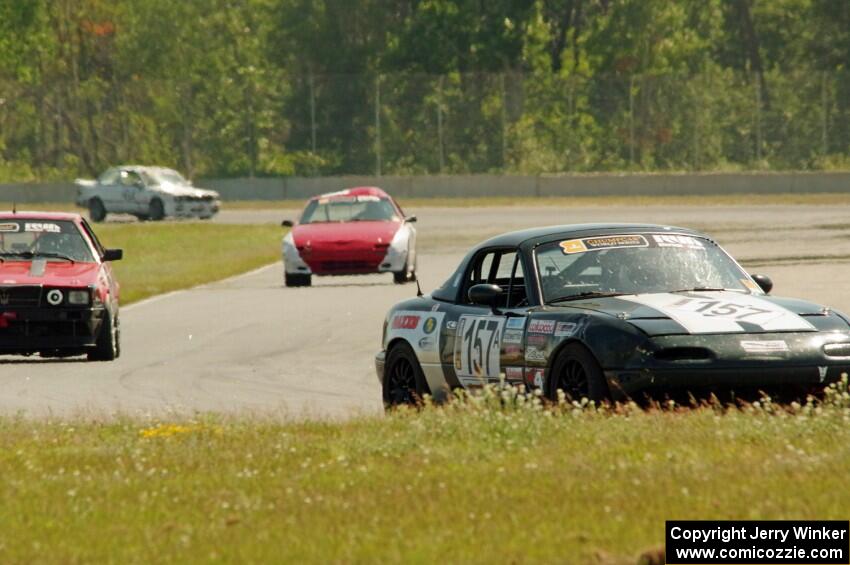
[525,367,546,388]
[392,314,420,330]
[526,334,548,347]
[528,319,556,334]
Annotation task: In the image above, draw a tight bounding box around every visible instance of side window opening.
[99,168,119,185]
[462,248,528,308]
[503,253,528,309]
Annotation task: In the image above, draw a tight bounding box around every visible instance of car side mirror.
[750,274,772,294]
[404,215,417,223]
[281,220,294,228]
[468,283,503,313]
[103,249,123,262]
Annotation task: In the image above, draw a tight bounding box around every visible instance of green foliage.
[1,0,849,182]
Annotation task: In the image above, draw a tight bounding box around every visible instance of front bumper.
[376,246,407,273]
[172,199,220,218]
[605,331,850,398]
[0,307,106,353]
[284,250,402,277]
[375,350,386,385]
[606,364,850,399]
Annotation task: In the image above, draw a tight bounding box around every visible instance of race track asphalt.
[3,203,850,418]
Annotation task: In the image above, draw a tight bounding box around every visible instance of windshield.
[299,196,399,223]
[0,220,95,262]
[150,168,188,185]
[536,233,755,303]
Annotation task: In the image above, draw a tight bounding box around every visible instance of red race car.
[281,187,417,287]
[0,211,123,360]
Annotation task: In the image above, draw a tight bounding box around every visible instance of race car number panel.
[453,315,505,383]
[620,292,815,334]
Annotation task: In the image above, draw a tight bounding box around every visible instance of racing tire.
[383,341,430,408]
[546,343,610,403]
[392,247,416,284]
[285,272,312,287]
[89,198,107,222]
[393,268,409,284]
[149,199,165,221]
[88,312,120,362]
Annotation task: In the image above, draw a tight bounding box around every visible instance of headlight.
[68,290,90,305]
[46,289,64,306]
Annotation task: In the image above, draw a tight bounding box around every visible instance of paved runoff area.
[4,203,850,418]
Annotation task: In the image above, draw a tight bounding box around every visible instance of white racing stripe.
[619,292,815,334]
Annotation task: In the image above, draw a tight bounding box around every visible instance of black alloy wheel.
[547,343,609,403]
[383,342,429,408]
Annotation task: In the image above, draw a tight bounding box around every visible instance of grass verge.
[225,192,850,211]
[7,193,850,214]
[94,223,283,304]
[2,386,849,563]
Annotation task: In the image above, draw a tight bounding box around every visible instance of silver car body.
[75,166,221,220]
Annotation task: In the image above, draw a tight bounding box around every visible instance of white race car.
[281,187,417,287]
[75,166,221,222]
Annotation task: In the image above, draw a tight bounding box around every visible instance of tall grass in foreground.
[1,381,849,563]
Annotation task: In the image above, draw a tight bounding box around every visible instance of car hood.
[152,182,219,199]
[291,221,400,247]
[0,261,101,287]
[558,291,831,336]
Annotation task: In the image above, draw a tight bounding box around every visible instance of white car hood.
[152,182,219,198]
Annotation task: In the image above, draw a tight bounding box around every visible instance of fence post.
[375,74,382,176]
[500,72,507,169]
[309,71,317,155]
[692,76,700,170]
[755,79,762,162]
[822,71,829,157]
[437,75,445,173]
[629,75,635,165]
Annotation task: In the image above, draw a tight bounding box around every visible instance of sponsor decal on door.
[386,310,445,364]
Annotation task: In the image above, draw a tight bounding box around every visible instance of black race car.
[375,223,850,405]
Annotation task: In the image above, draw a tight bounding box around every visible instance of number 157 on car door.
[454,315,505,380]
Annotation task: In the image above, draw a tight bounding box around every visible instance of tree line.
[1,0,848,182]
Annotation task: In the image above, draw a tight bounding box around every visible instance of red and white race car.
[281,187,417,287]
[0,211,123,360]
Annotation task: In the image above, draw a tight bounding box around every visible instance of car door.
[440,247,532,389]
[79,218,120,308]
[96,168,125,212]
[117,170,147,213]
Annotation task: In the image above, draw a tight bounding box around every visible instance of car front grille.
[0,286,41,307]
[320,260,376,272]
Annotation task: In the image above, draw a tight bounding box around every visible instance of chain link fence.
[2,70,849,179]
[286,70,850,176]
